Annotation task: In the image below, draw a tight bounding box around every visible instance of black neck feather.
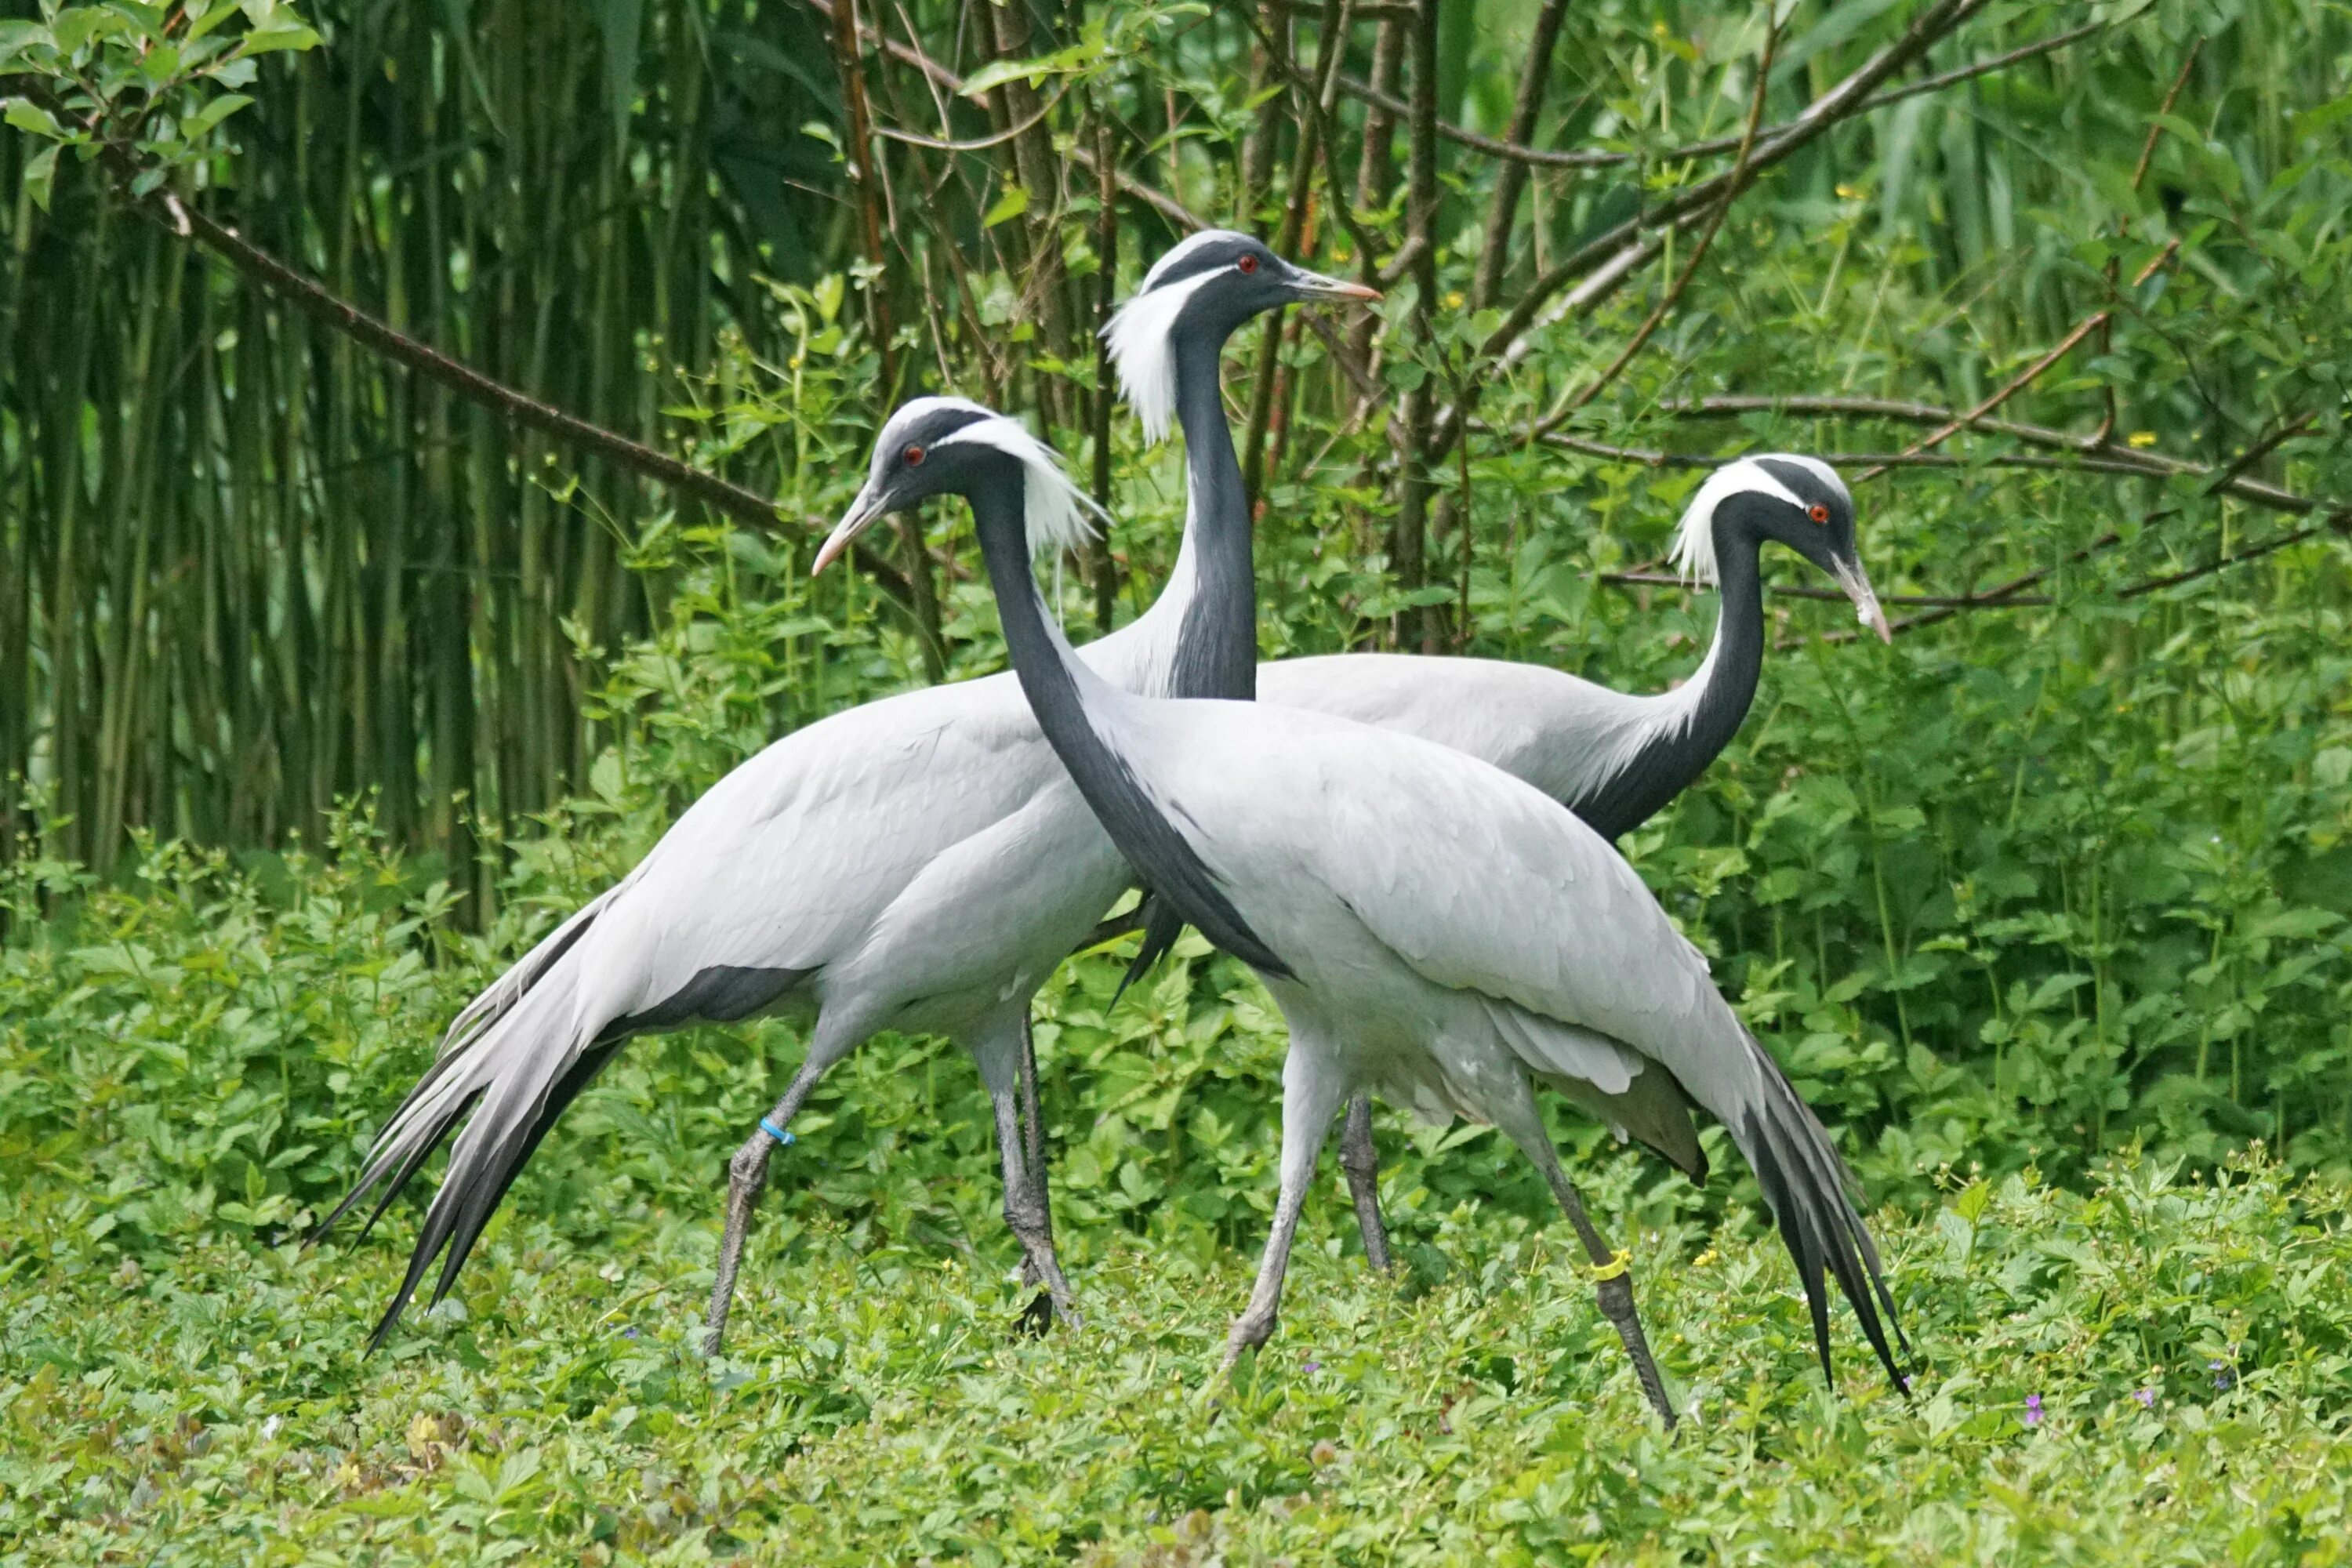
[971,466,1288,975]
[1573,514,1766,842]
[1163,330,1259,701]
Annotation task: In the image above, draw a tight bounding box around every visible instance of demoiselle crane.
[318,236,1375,1353]
[1083,253,1889,1270]
[818,399,1907,1421]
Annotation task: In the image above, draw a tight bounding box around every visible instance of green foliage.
[7,0,2352,1553]
[4,1137,2348,1563]
[0,0,318,208]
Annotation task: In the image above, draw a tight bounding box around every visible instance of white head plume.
[1102,229,1247,446]
[1667,454,1816,586]
[917,401,1106,560]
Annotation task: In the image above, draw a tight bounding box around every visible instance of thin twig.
[111,150,921,614]
[1599,571,2051,608]
[2132,40,2204,191]
[1431,0,1996,470]
[804,0,1209,232]
[1331,11,2099,171]
[1853,310,2111,483]
[2118,514,2349,598]
[1544,13,1778,426]
[872,81,1066,151]
[1472,0,1570,308]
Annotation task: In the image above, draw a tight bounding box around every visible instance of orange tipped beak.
[814,485,884,577]
[1290,270,1381,303]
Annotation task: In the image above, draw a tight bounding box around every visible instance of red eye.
[1808,503,1830,524]
[1236,254,1259,274]
[903,444,925,466]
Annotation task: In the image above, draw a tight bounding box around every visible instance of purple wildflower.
[2133,1388,2156,1409]
[1302,1360,1322,1374]
[2210,1360,2233,1391]
[622,1326,639,1340]
[2023,1393,2043,1428]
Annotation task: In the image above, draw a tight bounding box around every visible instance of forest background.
[5,0,2352,1562]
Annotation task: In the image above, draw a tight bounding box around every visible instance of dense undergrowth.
[9,0,2352,1558]
[5,1135,2347,1563]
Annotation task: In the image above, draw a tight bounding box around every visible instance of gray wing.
[1258,652,1686,811]
[1195,713,1907,1385]
[321,670,1080,1344]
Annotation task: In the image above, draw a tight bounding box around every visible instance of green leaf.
[0,20,51,69]
[4,98,66,140]
[21,142,57,212]
[238,24,320,56]
[186,0,245,42]
[982,183,1029,228]
[959,56,1051,100]
[180,90,252,140]
[49,6,108,56]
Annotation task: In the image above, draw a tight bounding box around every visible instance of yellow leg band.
[1586,1248,1632,1283]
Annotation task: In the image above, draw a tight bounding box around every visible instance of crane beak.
[1835,559,1893,644]
[814,485,885,576]
[1287,270,1381,303]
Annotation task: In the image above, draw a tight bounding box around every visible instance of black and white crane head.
[1671,454,1888,642]
[1105,229,1377,445]
[818,397,1102,575]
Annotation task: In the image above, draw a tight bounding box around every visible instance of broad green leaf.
[180,90,252,140]
[21,142,57,210]
[959,56,1052,100]
[4,97,65,139]
[982,183,1029,228]
[239,23,319,56]
[0,20,51,68]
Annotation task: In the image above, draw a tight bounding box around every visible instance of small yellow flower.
[1693,1247,1719,1267]
[1835,183,1863,200]
[1653,19,1669,36]
[1444,290,1465,310]
[2128,430,2158,448]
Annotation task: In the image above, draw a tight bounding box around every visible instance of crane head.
[1670,455,1889,643]
[1105,230,1378,445]
[817,397,1103,575]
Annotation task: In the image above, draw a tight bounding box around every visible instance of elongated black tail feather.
[1112,895,1186,1003]
[1733,1032,1909,1392]
[364,1033,628,1351]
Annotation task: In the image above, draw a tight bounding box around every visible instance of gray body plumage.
[326,240,1378,1346]
[864,413,1906,1386]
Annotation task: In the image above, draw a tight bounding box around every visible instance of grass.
[5,1151,2349,1565]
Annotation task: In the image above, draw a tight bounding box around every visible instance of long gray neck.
[1574,515,1766,841]
[971,467,1287,974]
[1162,330,1258,701]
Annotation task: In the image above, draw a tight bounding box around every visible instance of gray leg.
[1014,1016,1058,1296]
[1339,1093,1393,1272]
[1221,1045,1348,1373]
[701,1053,833,1357]
[992,1084,1075,1324]
[1493,1088,1678,1429]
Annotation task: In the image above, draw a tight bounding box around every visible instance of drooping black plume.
[1112,895,1188,1003]
[1732,1031,1910,1392]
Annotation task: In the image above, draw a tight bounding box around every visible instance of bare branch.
[1472,0,1570,308]
[117,160,923,615]
[1852,310,2111,484]
[1332,10,2098,171]
[804,0,1209,232]
[1541,14,1778,428]
[1432,0,1997,468]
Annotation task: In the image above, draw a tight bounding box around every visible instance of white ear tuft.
[938,416,1105,560]
[1668,456,1808,586]
[1102,269,1218,447]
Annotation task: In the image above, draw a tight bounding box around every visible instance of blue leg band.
[758,1118,795,1148]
